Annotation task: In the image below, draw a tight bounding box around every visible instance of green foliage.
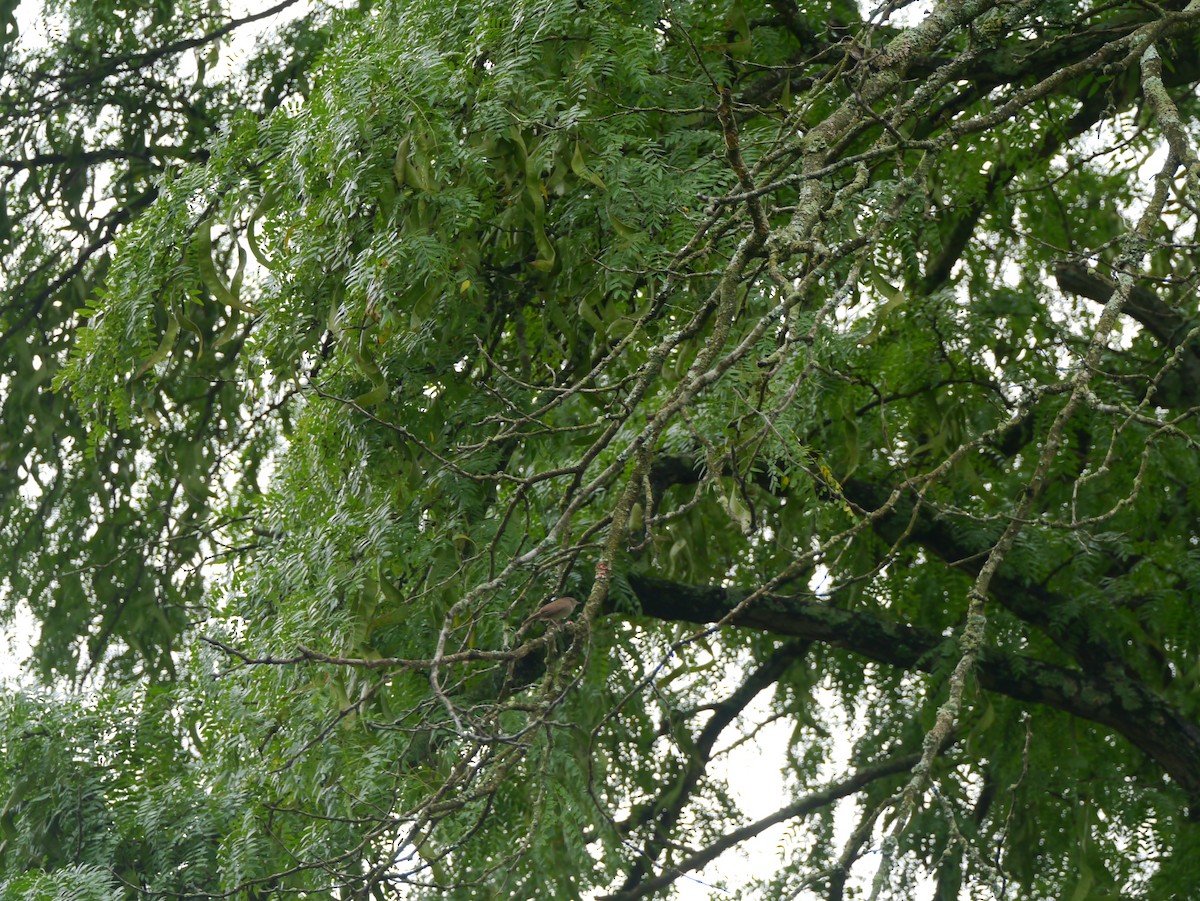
[2,0,1200,897]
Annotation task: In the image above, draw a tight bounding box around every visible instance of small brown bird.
[520,596,579,629]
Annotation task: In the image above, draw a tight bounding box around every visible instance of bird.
[520,596,579,630]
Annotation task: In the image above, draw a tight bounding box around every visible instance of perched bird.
[520,596,579,630]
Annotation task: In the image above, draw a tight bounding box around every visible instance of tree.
[1,0,1200,895]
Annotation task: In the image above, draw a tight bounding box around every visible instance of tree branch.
[603,751,920,900]
[616,641,809,890]
[623,572,1200,799]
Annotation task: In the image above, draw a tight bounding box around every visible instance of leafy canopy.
[2,0,1200,896]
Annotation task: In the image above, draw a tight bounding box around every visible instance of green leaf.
[196,218,260,315]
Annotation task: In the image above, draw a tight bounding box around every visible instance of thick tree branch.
[647,452,1196,790]
[1055,260,1200,405]
[624,572,1200,799]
